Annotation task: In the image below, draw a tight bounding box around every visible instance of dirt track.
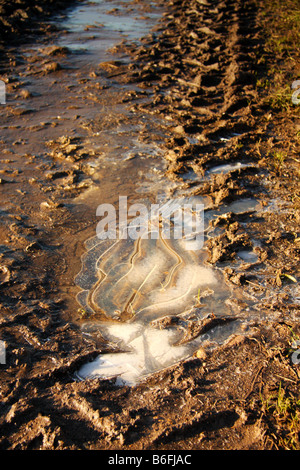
[0,0,299,450]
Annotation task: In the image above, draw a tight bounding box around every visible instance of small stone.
[43,62,61,73]
[20,89,32,99]
[196,347,207,360]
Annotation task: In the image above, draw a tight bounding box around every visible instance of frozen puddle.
[207,162,251,175]
[77,322,194,386]
[75,198,232,385]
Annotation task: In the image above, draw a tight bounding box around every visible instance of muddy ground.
[0,0,299,451]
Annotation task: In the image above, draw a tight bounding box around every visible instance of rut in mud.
[0,0,299,450]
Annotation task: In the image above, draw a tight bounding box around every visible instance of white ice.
[208,162,249,174]
[77,322,191,386]
[75,195,229,384]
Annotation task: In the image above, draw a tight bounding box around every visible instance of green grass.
[261,0,300,57]
[268,85,294,111]
[257,0,300,113]
[255,0,300,449]
[260,383,300,449]
[273,150,286,171]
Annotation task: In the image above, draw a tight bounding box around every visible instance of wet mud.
[0,0,299,450]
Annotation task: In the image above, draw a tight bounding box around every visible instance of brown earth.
[0,0,299,451]
[0,0,84,43]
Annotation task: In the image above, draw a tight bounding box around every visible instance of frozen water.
[75,196,232,384]
[237,250,259,263]
[75,198,218,322]
[77,314,241,385]
[208,162,250,174]
[77,322,190,386]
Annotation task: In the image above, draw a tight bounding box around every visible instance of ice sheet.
[77,322,193,385]
[75,197,230,384]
